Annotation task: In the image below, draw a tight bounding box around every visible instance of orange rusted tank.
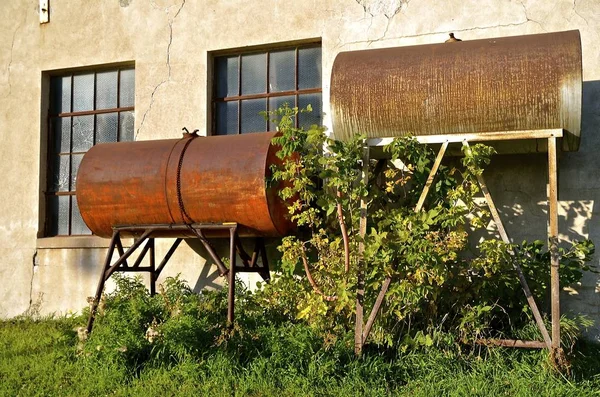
[331,30,582,152]
[76,132,293,238]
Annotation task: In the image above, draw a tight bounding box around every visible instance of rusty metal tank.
[330,30,582,152]
[76,132,293,238]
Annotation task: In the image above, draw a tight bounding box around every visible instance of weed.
[1,279,600,396]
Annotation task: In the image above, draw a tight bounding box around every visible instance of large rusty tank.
[76,132,292,238]
[330,30,582,152]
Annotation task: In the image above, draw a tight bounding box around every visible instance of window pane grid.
[47,67,134,236]
[51,106,134,118]
[214,44,321,135]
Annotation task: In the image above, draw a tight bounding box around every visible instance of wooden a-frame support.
[355,129,562,355]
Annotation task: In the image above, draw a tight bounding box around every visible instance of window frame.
[211,41,322,135]
[44,65,135,237]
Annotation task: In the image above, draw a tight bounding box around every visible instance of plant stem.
[300,247,337,302]
[337,190,350,273]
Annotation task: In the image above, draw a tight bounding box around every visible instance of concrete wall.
[0,0,599,338]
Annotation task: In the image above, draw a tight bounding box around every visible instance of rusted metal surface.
[331,30,582,152]
[76,132,293,238]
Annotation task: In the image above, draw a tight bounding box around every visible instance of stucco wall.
[0,0,599,338]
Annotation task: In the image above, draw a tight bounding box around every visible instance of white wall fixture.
[40,0,49,24]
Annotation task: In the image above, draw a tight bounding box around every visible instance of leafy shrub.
[260,104,595,347]
[84,104,595,366]
[84,275,228,369]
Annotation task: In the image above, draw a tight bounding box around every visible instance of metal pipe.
[192,228,229,276]
[105,230,153,279]
[227,226,237,327]
[155,238,183,276]
[131,239,152,268]
[86,230,120,333]
[149,239,156,296]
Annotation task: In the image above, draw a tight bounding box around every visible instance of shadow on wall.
[558,80,600,331]
[73,234,277,306]
[69,237,223,303]
[482,81,600,248]
[480,80,600,337]
[559,81,600,241]
[185,237,281,293]
[185,239,225,292]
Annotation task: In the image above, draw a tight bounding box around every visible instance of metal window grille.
[46,67,135,236]
[213,44,322,135]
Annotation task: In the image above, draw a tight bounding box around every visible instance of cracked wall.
[0,0,599,339]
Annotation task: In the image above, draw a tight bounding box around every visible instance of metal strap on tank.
[176,135,198,225]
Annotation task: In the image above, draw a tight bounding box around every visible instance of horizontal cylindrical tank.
[76,132,293,238]
[331,30,582,152]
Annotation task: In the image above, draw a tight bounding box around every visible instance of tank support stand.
[361,129,563,358]
[85,223,270,334]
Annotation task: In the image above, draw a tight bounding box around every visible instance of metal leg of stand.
[259,239,270,281]
[227,226,237,327]
[86,231,119,333]
[149,238,156,296]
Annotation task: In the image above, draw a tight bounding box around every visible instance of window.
[45,67,135,236]
[213,44,322,135]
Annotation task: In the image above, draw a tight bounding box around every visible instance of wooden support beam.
[362,274,393,343]
[415,141,448,212]
[368,128,563,147]
[548,136,561,352]
[355,142,369,355]
[463,141,552,349]
[360,137,557,351]
[363,143,448,343]
[475,339,546,349]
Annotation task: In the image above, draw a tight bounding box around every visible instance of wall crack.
[518,0,547,32]
[337,18,539,49]
[5,22,23,97]
[355,0,406,19]
[339,0,552,49]
[136,0,186,139]
[350,0,409,47]
[28,250,38,312]
[572,0,589,26]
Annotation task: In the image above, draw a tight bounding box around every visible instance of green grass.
[1,316,600,396]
